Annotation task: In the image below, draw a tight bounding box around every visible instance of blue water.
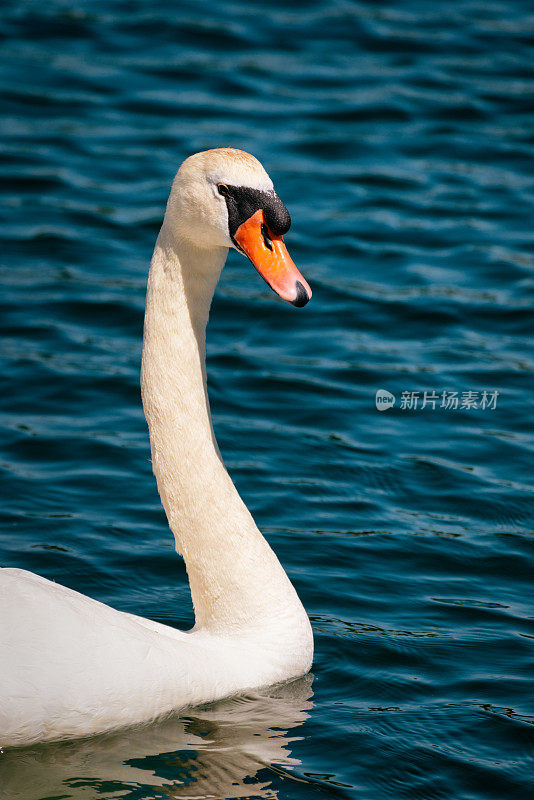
[1,0,533,797]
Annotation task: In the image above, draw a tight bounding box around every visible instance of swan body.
[0,149,313,747]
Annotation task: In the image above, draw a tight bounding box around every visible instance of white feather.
[0,149,313,747]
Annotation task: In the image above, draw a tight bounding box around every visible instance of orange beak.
[233,210,312,307]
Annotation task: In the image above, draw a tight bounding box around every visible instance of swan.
[0,148,314,747]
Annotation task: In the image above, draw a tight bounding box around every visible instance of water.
[1,0,533,797]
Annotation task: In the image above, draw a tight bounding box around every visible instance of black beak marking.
[292,281,310,308]
[223,185,291,239]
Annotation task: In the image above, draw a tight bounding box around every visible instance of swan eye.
[217,184,229,197]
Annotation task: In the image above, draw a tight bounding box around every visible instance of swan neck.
[157,227,223,340]
[141,229,307,634]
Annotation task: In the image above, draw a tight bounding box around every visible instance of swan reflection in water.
[1,674,314,800]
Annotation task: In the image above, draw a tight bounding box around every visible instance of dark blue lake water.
[1,0,533,797]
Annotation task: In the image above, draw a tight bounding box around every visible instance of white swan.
[0,148,314,747]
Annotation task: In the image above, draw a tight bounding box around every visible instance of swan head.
[166,148,312,307]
